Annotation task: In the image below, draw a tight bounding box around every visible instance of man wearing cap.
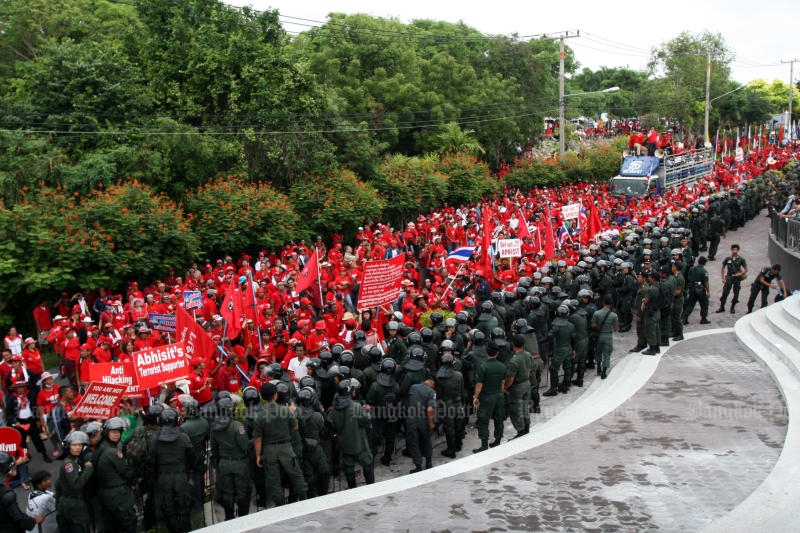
[472,343,506,453]
[505,335,533,438]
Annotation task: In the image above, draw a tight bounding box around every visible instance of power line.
[0,109,558,137]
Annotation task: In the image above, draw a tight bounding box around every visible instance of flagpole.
[247,271,263,352]
[315,247,324,308]
[441,263,464,305]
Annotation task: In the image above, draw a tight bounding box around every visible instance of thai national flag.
[446,246,476,263]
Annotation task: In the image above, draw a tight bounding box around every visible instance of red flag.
[221,279,243,340]
[176,306,216,361]
[243,278,258,322]
[588,204,603,243]
[542,203,555,260]
[296,250,319,294]
[516,208,531,240]
[779,124,784,144]
[481,202,493,273]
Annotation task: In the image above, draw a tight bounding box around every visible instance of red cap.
[297,319,310,329]
[346,317,357,327]
[191,356,205,367]
[315,320,325,330]
[300,297,312,306]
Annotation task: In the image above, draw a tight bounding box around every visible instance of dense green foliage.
[0,0,792,327]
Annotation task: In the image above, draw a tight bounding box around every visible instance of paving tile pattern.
[272,333,787,532]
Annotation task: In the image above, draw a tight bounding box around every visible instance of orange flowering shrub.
[289,167,384,237]
[373,155,448,224]
[185,176,301,256]
[0,181,198,321]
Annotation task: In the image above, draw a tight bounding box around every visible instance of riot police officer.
[211,397,251,520]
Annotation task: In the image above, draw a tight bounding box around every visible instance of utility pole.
[781,58,799,140]
[555,30,579,158]
[703,49,712,143]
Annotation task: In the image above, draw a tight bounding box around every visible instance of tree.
[434,122,485,154]
[647,31,733,131]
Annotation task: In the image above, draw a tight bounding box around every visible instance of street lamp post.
[558,86,620,157]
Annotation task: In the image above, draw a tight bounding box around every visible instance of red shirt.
[22,348,43,374]
[32,305,53,331]
[191,371,212,403]
[36,386,60,415]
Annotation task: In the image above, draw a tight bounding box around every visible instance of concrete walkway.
[266,331,787,532]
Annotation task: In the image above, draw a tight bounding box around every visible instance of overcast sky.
[229,0,798,87]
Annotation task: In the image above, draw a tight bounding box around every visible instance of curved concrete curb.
[199,328,732,533]
[703,295,800,533]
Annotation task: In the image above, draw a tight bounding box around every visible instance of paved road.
[271,332,786,532]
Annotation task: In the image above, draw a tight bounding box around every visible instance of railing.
[770,210,800,252]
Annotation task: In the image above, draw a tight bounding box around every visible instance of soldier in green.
[567,300,589,388]
[210,397,251,520]
[658,265,676,346]
[54,431,92,533]
[121,403,161,530]
[386,322,408,362]
[630,272,649,352]
[472,343,507,453]
[717,244,748,314]
[707,211,726,261]
[361,346,383,393]
[490,328,512,365]
[543,306,575,396]
[505,335,532,438]
[240,386,267,508]
[296,387,330,496]
[527,296,550,369]
[642,271,663,356]
[461,330,488,401]
[683,256,711,324]
[436,353,465,457]
[150,408,194,532]
[591,296,619,379]
[618,264,636,332]
[95,417,137,533]
[365,358,401,466]
[405,376,437,473]
[329,379,375,488]
[490,293,506,329]
[399,346,429,399]
[670,260,686,341]
[253,382,308,506]
[179,397,209,517]
[476,301,500,338]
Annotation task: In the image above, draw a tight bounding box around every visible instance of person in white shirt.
[5,327,22,356]
[286,344,309,383]
[27,470,57,533]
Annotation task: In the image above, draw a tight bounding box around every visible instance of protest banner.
[89,362,142,398]
[561,203,582,220]
[183,290,202,310]
[149,313,176,333]
[0,427,21,454]
[71,382,128,420]
[133,342,190,390]
[357,254,405,310]
[497,238,522,258]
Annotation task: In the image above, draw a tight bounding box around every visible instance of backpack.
[123,426,153,480]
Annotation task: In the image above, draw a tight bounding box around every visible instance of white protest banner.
[497,238,522,258]
[561,203,581,220]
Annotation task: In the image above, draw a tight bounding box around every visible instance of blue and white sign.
[183,291,202,310]
[149,313,176,333]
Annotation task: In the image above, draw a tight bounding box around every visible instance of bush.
[186,176,301,257]
[373,155,448,224]
[584,144,622,182]
[289,167,385,238]
[557,152,591,182]
[433,152,497,207]
[0,181,198,320]
[502,156,566,192]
